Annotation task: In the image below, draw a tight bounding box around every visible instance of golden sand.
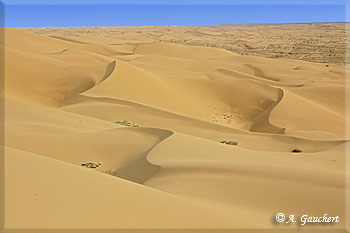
[2,24,349,230]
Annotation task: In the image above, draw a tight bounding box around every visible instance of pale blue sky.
[1,0,349,27]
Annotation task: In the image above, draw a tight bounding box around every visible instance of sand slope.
[5,146,249,229]
[4,28,116,106]
[3,27,348,230]
[145,132,346,228]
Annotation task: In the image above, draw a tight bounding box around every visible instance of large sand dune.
[2,25,349,231]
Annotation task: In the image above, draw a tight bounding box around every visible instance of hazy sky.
[2,0,349,27]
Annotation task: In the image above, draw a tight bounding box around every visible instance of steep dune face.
[3,27,348,230]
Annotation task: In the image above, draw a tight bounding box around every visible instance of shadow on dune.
[249,88,285,134]
[108,128,174,184]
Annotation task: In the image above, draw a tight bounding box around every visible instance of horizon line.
[8,21,350,28]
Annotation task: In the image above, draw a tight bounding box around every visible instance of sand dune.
[3,25,348,231]
[5,146,251,229]
[24,23,349,64]
[145,132,346,227]
[4,29,116,106]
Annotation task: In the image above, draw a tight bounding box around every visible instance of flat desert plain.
[2,23,350,232]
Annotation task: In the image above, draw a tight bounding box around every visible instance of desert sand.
[2,23,349,232]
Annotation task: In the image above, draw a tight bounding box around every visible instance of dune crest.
[110,128,174,184]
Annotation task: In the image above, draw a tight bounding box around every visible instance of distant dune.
[2,24,349,231]
[23,22,349,65]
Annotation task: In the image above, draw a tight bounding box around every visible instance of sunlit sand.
[3,23,349,230]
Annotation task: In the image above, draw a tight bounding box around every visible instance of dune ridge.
[109,129,174,184]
